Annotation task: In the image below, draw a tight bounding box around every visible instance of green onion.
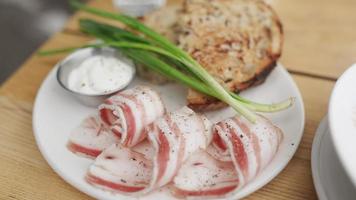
[69,0,258,122]
[39,42,293,113]
[39,1,295,122]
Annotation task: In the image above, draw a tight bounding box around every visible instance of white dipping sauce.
[68,54,135,95]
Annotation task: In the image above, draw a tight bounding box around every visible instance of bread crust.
[142,0,283,110]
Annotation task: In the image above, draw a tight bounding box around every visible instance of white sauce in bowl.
[67,55,135,95]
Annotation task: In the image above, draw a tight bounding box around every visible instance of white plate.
[311,117,356,200]
[329,64,356,188]
[33,64,305,200]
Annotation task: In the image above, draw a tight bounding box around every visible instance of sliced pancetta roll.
[99,85,165,147]
[86,107,212,195]
[172,114,283,198]
[67,86,165,158]
[67,115,119,158]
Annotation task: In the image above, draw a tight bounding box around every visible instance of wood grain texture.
[0,0,345,199]
[269,0,356,79]
[0,97,89,200]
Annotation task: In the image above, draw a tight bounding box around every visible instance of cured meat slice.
[99,85,165,147]
[67,115,119,158]
[67,86,165,158]
[172,150,238,198]
[147,107,211,190]
[172,114,283,198]
[86,107,212,195]
[86,142,153,193]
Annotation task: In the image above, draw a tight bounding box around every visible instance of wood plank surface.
[270,0,356,79]
[0,0,347,199]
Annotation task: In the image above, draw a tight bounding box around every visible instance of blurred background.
[0,0,73,84]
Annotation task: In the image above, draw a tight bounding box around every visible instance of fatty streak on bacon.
[99,85,165,147]
[86,141,154,193]
[86,107,212,195]
[173,114,283,198]
[67,115,119,158]
[147,107,212,190]
[67,86,165,158]
[172,150,238,198]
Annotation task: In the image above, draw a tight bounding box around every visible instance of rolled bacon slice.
[86,106,212,195]
[67,115,119,158]
[67,86,165,158]
[99,85,165,147]
[172,114,283,198]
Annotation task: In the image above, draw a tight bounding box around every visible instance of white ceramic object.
[311,117,356,200]
[33,64,305,200]
[329,64,356,188]
[112,0,166,17]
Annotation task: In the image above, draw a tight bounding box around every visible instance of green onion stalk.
[39,1,295,122]
[77,19,294,113]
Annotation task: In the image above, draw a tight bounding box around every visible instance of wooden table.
[1,0,355,199]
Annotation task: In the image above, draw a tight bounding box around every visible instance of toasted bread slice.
[141,0,283,110]
[179,0,283,110]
